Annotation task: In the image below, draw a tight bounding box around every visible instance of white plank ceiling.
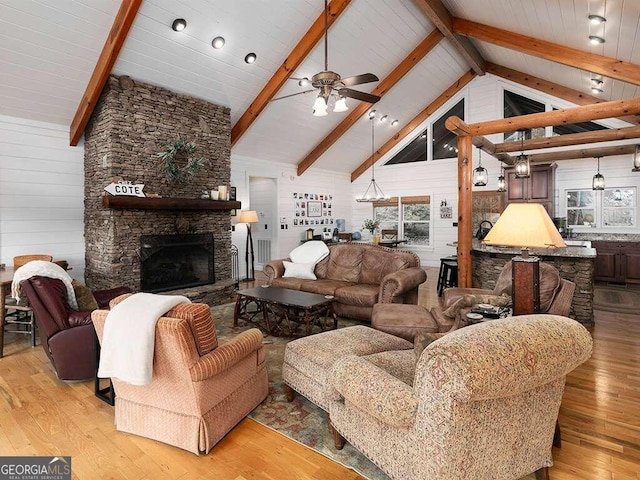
[1,0,639,175]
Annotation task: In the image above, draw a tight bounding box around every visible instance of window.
[503,90,545,142]
[374,195,432,246]
[566,188,636,228]
[384,132,427,165]
[432,100,464,160]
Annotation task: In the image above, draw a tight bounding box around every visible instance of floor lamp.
[239,210,259,281]
[481,203,566,315]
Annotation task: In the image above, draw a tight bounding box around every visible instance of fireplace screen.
[140,233,214,293]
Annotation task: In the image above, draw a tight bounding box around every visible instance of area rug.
[211,303,536,480]
[593,284,640,314]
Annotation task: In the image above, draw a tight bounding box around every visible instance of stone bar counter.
[471,240,596,326]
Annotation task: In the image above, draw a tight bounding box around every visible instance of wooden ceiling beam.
[447,97,640,137]
[493,125,640,153]
[528,145,636,163]
[452,18,640,88]
[231,0,353,147]
[298,29,444,176]
[485,63,640,126]
[69,0,142,146]
[411,0,485,75]
[350,70,476,182]
[471,136,515,165]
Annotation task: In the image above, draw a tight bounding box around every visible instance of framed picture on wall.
[229,187,236,201]
[307,201,322,217]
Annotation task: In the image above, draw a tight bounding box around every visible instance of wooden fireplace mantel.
[102,196,241,211]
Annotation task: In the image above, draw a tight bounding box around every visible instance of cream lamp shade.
[238,210,259,224]
[482,203,566,250]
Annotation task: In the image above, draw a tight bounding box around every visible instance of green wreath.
[157,138,205,183]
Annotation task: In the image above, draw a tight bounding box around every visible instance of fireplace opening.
[140,233,214,293]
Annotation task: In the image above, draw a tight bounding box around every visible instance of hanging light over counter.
[592,156,605,190]
[473,148,488,186]
[514,130,530,178]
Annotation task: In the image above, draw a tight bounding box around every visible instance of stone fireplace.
[83,75,236,304]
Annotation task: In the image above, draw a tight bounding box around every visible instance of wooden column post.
[457,134,473,288]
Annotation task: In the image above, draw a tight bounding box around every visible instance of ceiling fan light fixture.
[589,35,605,45]
[244,52,257,64]
[313,94,328,116]
[212,36,225,49]
[171,19,187,32]
[589,14,606,25]
[333,96,348,113]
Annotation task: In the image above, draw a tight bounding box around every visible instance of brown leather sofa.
[264,243,426,321]
[21,276,131,381]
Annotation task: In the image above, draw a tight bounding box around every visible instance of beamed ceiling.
[2,0,640,181]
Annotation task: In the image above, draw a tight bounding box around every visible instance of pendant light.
[473,148,488,186]
[514,130,530,178]
[592,156,605,190]
[497,162,506,192]
[633,145,640,172]
[356,117,389,202]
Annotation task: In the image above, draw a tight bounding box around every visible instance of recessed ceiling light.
[589,35,605,45]
[588,14,606,25]
[171,19,187,32]
[212,36,225,49]
[244,52,257,64]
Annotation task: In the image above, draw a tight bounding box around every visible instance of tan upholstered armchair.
[92,301,268,454]
[328,314,593,480]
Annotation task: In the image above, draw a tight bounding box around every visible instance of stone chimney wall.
[84,75,234,302]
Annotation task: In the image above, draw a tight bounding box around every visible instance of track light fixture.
[368,110,376,119]
[391,119,398,126]
[592,157,605,190]
[589,35,605,45]
[588,14,606,25]
[473,148,488,186]
[171,19,187,32]
[212,36,225,49]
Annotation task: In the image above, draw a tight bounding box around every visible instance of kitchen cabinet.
[593,241,640,284]
[504,163,556,216]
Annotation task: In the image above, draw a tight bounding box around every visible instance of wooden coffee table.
[234,286,337,337]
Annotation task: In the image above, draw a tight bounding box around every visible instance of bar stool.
[437,256,458,297]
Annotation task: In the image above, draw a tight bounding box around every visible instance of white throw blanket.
[97,293,190,386]
[11,260,78,310]
[289,240,329,264]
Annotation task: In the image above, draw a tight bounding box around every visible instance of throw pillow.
[414,332,446,359]
[71,279,99,311]
[283,261,317,280]
[442,293,511,319]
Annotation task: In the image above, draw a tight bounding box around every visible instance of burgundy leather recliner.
[21,276,131,381]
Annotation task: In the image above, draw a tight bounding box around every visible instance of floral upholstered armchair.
[328,314,593,480]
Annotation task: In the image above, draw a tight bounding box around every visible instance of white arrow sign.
[104,182,146,197]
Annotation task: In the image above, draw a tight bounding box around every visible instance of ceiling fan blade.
[271,89,316,102]
[338,88,381,104]
[339,73,379,87]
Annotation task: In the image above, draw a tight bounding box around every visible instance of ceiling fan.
[272,0,381,116]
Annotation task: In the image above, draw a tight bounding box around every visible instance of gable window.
[503,90,545,142]
[374,195,432,246]
[384,132,427,165]
[432,100,464,160]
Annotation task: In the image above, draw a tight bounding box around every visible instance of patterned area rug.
[593,284,640,313]
[211,303,536,480]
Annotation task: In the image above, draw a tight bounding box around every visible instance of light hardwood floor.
[0,268,638,479]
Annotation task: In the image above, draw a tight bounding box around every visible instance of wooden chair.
[381,229,398,240]
[3,254,53,349]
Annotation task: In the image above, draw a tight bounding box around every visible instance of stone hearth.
[83,75,235,304]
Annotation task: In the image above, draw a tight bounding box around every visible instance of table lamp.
[481,203,566,315]
[239,210,259,281]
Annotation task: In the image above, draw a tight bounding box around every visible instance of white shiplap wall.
[231,155,352,265]
[0,115,85,280]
